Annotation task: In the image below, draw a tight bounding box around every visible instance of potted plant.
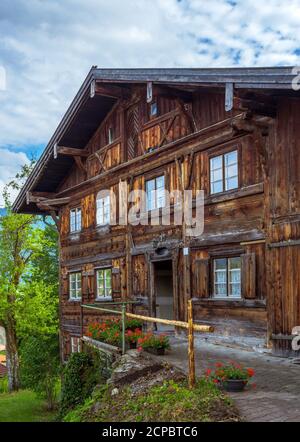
[137,332,170,355]
[205,362,255,392]
[125,328,143,349]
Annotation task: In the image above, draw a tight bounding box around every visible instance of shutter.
[193,258,209,298]
[112,260,121,301]
[241,253,256,299]
[126,104,139,160]
[82,194,95,229]
[61,268,68,295]
[82,264,94,300]
[60,207,69,236]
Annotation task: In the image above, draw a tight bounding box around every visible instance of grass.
[64,379,240,422]
[0,389,56,422]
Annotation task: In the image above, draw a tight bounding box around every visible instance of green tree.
[0,162,59,391]
[20,335,60,410]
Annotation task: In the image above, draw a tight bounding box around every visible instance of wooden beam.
[26,191,55,204]
[125,312,214,332]
[55,145,89,158]
[95,149,108,174]
[147,81,153,103]
[42,196,70,206]
[268,239,300,249]
[176,98,197,133]
[90,79,96,98]
[187,150,195,189]
[225,82,234,111]
[234,96,277,117]
[74,156,87,175]
[36,202,58,213]
[231,119,256,133]
[126,176,134,310]
[94,82,130,99]
[158,114,178,147]
[26,191,70,206]
[50,210,60,230]
[188,300,195,389]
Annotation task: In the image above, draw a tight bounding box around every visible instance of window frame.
[149,100,158,118]
[96,193,110,226]
[70,336,81,353]
[69,272,82,301]
[69,207,82,233]
[211,256,242,299]
[209,147,240,195]
[95,268,112,300]
[145,175,165,211]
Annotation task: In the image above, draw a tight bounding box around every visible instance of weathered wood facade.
[13,67,300,358]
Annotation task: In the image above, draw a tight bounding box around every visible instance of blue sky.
[0,0,300,205]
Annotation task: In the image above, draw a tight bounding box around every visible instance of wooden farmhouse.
[13,67,300,359]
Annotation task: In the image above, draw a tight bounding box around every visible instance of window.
[150,101,158,117]
[213,257,241,298]
[69,272,82,300]
[210,150,238,194]
[96,269,112,299]
[70,207,81,233]
[70,337,81,353]
[108,127,114,144]
[146,175,165,211]
[96,194,110,225]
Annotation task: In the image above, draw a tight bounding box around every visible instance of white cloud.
[0,0,299,195]
[0,148,29,207]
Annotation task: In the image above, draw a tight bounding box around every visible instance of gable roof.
[12,66,297,214]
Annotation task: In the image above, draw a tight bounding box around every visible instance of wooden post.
[121,302,126,355]
[80,305,83,338]
[187,299,195,389]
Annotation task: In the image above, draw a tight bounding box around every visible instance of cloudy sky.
[0,0,300,205]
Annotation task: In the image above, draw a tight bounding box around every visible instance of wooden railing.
[81,300,214,388]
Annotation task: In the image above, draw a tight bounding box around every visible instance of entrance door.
[154,260,173,330]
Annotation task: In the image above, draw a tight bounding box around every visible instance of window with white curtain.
[96,194,110,225]
[96,268,112,299]
[69,272,82,300]
[70,336,81,353]
[146,175,165,211]
[70,207,81,233]
[210,150,238,194]
[213,257,241,298]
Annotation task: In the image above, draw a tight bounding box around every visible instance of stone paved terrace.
[159,337,300,422]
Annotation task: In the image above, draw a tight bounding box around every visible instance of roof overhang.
[12,66,298,214]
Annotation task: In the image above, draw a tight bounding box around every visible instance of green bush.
[20,335,60,410]
[0,376,8,393]
[59,349,106,418]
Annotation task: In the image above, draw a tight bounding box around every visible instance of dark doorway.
[153,260,173,330]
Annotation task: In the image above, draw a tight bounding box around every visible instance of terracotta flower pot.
[221,379,247,392]
[145,347,165,356]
